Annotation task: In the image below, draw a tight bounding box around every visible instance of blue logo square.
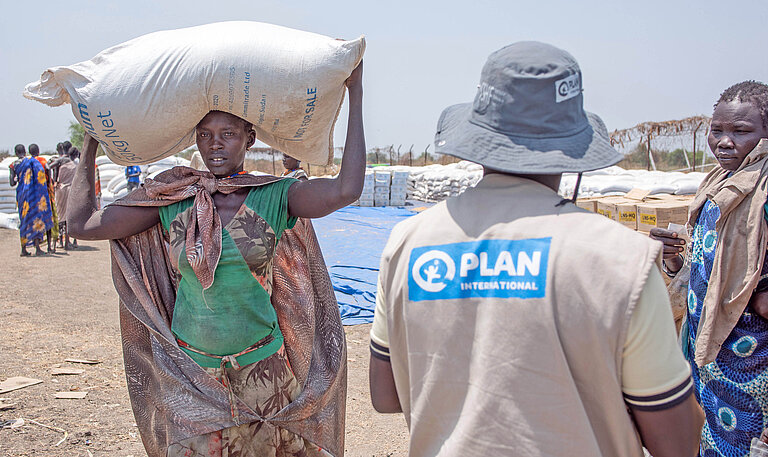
[407,238,551,302]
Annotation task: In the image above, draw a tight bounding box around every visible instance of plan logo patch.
[555,73,581,103]
[408,238,551,302]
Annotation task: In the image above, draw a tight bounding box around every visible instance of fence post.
[692,122,702,172]
[272,149,276,175]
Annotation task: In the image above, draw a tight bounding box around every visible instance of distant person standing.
[282,154,309,181]
[29,143,58,253]
[55,147,79,250]
[9,144,53,256]
[50,140,73,183]
[125,165,142,192]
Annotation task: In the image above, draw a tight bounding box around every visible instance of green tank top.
[159,178,298,368]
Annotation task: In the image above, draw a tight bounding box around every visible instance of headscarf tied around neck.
[114,167,283,289]
[688,139,768,366]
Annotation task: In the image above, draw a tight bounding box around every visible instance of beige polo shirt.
[371,173,692,457]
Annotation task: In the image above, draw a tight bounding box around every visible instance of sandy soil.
[0,229,408,456]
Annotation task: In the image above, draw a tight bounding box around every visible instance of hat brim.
[434,103,623,174]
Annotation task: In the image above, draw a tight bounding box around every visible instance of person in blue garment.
[9,144,54,256]
[125,164,142,192]
[652,80,768,456]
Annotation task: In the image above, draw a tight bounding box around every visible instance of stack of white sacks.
[348,161,708,205]
[349,161,484,205]
[373,170,391,206]
[389,171,408,206]
[0,154,197,229]
[357,171,375,207]
[98,155,191,206]
[0,157,18,214]
[558,166,707,199]
[406,161,483,202]
[351,169,410,207]
[0,157,20,229]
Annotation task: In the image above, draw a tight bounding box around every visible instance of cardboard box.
[575,197,600,212]
[614,200,639,230]
[624,188,652,201]
[636,200,690,232]
[595,197,639,230]
[596,197,625,220]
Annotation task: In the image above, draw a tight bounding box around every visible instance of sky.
[1,0,766,157]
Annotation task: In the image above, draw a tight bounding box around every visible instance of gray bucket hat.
[435,41,622,174]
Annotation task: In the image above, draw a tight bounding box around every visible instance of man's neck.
[482,168,562,192]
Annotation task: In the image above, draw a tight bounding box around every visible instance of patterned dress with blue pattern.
[686,200,768,457]
[12,157,53,246]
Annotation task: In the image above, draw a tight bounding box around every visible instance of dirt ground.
[0,229,409,456]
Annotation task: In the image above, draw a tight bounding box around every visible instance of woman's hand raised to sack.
[345,60,363,91]
[649,227,685,273]
[286,61,365,219]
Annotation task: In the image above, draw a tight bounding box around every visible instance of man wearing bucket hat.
[369,42,702,457]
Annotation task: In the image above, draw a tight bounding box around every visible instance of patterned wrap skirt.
[167,345,327,457]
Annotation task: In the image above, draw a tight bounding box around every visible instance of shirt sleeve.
[370,277,391,362]
[248,178,298,239]
[622,266,693,411]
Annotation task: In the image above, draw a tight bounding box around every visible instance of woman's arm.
[8,165,16,187]
[67,134,160,240]
[287,62,365,219]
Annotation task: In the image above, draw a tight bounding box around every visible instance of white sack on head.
[24,21,365,166]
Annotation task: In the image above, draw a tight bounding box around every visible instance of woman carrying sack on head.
[68,63,364,457]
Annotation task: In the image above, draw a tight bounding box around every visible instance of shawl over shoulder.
[109,167,347,456]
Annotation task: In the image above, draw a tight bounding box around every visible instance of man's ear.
[247,129,256,149]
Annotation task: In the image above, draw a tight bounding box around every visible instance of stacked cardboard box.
[578,190,693,233]
[390,171,408,206]
[356,171,375,206]
[575,197,601,213]
[595,197,637,230]
[374,170,391,207]
[636,196,694,233]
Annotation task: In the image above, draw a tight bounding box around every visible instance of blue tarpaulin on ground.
[312,205,417,325]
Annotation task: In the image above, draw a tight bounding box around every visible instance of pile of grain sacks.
[0,157,19,215]
[0,157,20,229]
[406,162,483,202]
[98,155,191,206]
[354,169,409,207]
[357,171,375,206]
[374,170,390,206]
[350,161,483,204]
[558,166,707,199]
[0,154,193,229]
[348,161,708,206]
[407,162,706,204]
[390,171,408,206]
